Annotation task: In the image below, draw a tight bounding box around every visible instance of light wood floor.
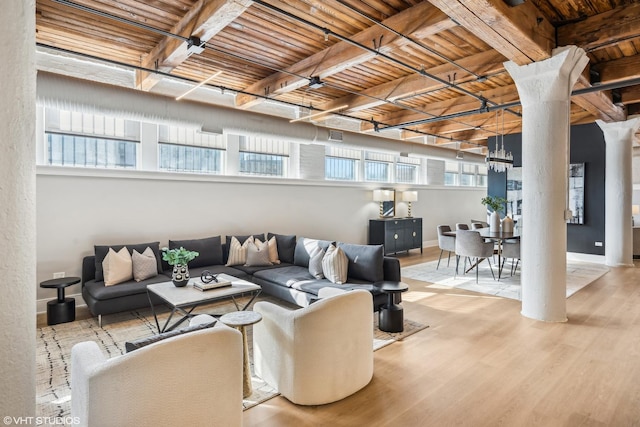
[243,247,640,426]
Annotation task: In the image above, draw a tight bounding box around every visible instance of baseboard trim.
[566,252,606,264]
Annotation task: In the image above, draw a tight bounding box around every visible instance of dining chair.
[501,240,520,276]
[455,230,495,283]
[470,219,489,227]
[470,222,485,230]
[455,223,470,230]
[436,225,456,269]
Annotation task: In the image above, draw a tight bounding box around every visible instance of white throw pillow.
[308,246,325,279]
[102,247,133,286]
[132,247,158,282]
[322,244,348,284]
[226,236,254,266]
[245,239,273,267]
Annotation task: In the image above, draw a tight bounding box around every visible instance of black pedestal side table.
[40,277,80,325]
[377,281,409,333]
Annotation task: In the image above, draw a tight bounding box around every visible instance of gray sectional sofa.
[81,232,401,325]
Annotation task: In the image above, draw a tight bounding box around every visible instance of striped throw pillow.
[226,236,254,266]
[322,244,348,284]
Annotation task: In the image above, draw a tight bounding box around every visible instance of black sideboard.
[369,218,423,255]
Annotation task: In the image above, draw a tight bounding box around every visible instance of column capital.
[504,45,589,105]
[596,117,640,143]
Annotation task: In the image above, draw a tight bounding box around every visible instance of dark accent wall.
[488,123,605,255]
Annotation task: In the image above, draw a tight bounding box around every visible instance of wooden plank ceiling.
[35,0,640,152]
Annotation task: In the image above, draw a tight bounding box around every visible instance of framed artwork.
[505,163,585,225]
[568,163,585,224]
[506,167,522,223]
[382,190,395,218]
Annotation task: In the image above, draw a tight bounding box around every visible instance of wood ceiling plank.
[557,3,640,52]
[136,0,253,91]
[235,1,456,108]
[426,0,554,65]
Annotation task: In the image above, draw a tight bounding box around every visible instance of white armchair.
[253,289,374,405]
[71,323,243,427]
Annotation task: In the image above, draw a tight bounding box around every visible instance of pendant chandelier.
[486,109,513,173]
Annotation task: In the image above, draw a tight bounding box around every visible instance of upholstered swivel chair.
[437,225,456,269]
[71,323,244,427]
[501,240,521,276]
[253,289,374,405]
[455,229,495,283]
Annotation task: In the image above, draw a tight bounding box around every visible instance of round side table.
[40,277,80,326]
[220,311,262,398]
[376,281,409,333]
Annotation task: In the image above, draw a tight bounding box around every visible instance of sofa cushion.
[132,247,159,282]
[103,247,133,286]
[337,243,384,283]
[253,265,314,288]
[294,237,334,268]
[168,236,223,268]
[290,279,381,296]
[125,320,217,352]
[322,244,348,284]
[267,233,296,264]
[231,262,293,276]
[83,274,170,301]
[224,234,265,263]
[94,242,162,282]
[186,265,250,282]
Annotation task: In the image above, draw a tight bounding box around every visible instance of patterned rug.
[36,294,427,418]
[402,258,609,300]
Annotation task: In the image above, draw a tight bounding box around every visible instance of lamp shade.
[373,189,393,202]
[633,205,640,215]
[402,191,418,202]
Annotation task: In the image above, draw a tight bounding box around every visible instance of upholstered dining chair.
[470,222,485,230]
[455,229,495,283]
[470,219,489,227]
[456,223,470,230]
[437,225,456,269]
[501,240,520,276]
[253,289,373,406]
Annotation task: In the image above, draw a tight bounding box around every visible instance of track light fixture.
[186,36,205,55]
[308,76,324,89]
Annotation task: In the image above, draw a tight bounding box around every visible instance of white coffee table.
[146,274,261,333]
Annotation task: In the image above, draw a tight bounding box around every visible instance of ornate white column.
[504,46,589,322]
[597,117,640,267]
[0,1,36,418]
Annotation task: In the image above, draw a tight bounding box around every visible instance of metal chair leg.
[486,257,495,280]
[437,249,444,269]
[447,251,451,267]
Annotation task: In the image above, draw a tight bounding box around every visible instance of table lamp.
[402,191,418,218]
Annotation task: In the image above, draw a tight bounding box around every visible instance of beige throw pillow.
[256,236,280,265]
[322,244,348,284]
[103,247,133,286]
[226,236,254,266]
[132,247,158,282]
[245,239,273,267]
[308,246,325,279]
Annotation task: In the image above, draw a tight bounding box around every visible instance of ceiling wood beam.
[319,49,506,114]
[593,54,640,85]
[361,84,520,132]
[557,3,640,52]
[425,0,554,65]
[235,1,455,109]
[621,86,640,105]
[136,0,252,91]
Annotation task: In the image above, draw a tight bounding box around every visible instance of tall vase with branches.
[481,196,507,232]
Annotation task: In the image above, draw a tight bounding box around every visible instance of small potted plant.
[481,196,507,232]
[162,247,199,287]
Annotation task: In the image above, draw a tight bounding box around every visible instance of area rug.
[401,258,609,300]
[36,295,427,418]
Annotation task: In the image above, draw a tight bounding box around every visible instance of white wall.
[36,168,486,306]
